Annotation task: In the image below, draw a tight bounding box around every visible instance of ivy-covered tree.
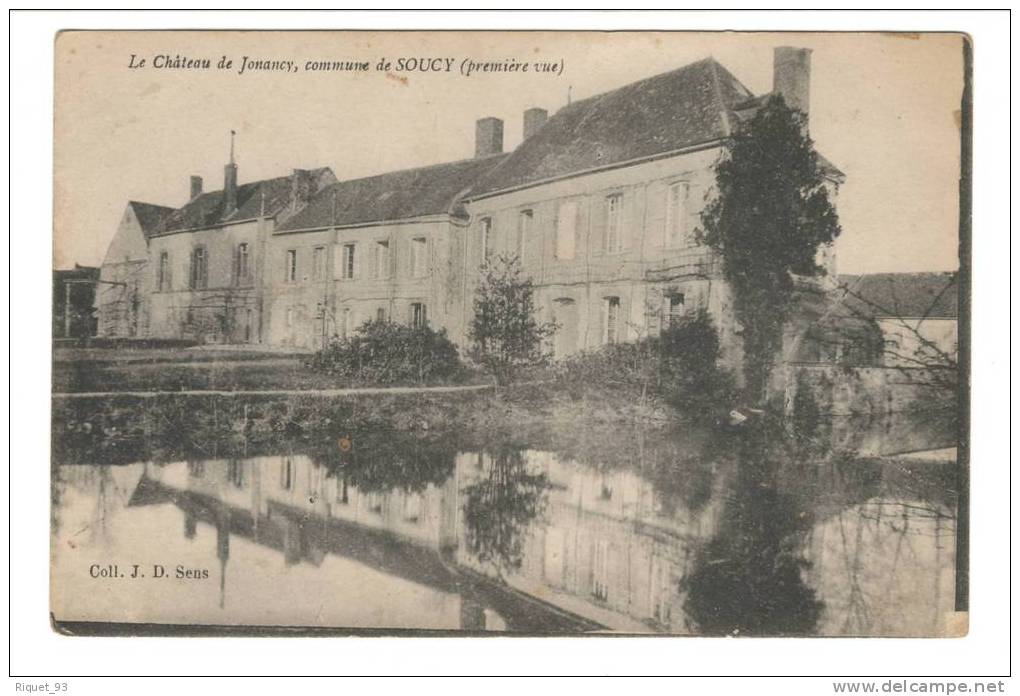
[700,95,841,402]
[469,254,557,386]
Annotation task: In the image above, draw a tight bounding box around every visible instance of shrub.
[306,318,465,386]
[556,310,734,414]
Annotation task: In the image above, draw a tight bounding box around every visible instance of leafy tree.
[462,447,550,574]
[681,424,823,636]
[700,95,841,403]
[469,254,557,386]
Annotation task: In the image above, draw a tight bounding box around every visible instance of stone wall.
[782,364,957,417]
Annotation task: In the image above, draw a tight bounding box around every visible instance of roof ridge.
[564,56,722,109]
[324,153,506,190]
[707,57,734,137]
[128,200,174,211]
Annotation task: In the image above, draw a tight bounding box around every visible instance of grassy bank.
[52,386,692,476]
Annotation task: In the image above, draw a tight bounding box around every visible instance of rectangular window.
[228,460,245,488]
[312,246,326,281]
[402,494,422,524]
[285,307,294,328]
[341,244,356,280]
[368,493,384,515]
[603,296,621,345]
[235,243,250,285]
[284,249,297,283]
[480,218,493,264]
[375,240,391,279]
[605,194,623,253]
[280,457,293,491]
[157,251,171,291]
[665,181,689,248]
[411,237,428,278]
[555,201,577,260]
[376,306,387,322]
[410,302,427,329]
[190,247,208,289]
[650,557,671,624]
[667,293,686,327]
[516,210,532,262]
[341,308,353,338]
[592,539,609,602]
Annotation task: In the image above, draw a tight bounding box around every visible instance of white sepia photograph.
[49,29,969,638]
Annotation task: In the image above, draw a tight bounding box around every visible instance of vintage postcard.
[51,30,967,636]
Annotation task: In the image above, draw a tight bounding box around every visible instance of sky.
[53,31,965,274]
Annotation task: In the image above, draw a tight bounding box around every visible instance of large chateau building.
[96,47,842,368]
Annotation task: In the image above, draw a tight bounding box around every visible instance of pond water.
[51,405,960,636]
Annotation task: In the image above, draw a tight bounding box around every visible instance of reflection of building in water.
[81,434,958,635]
[54,465,143,542]
[129,455,593,632]
[453,450,728,633]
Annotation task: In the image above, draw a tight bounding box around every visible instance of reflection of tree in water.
[681,423,823,636]
[462,447,550,574]
[805,454,957,637]
[311,429,457,493]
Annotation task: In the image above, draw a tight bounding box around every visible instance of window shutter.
[600,299,607,344]
[591,196,607,256]
[574,199,587,258]
[332,245,343,280]
[551,207,559,259]
[647,182,667,249]
[684,183,698,246]
[621,190,636,251]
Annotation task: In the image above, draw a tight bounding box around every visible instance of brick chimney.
[475,117,503,158]
[773,46,811,121]
[222,130,238,216]
[522,107,548,140]
[190,175,203,200]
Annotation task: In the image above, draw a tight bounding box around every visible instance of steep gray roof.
[152,168,334,235]
[127,201,174,238]
[837,272,959,319]
[467,58,754,198]
[467,56,844,197]
[277,154,507,232]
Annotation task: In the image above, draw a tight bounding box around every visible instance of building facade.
[95,201,173,337]
[837,272,959,368]
[54,264,100,339]
[144,164,336,344]
[264,154,503,349]
[97,47,842,365]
